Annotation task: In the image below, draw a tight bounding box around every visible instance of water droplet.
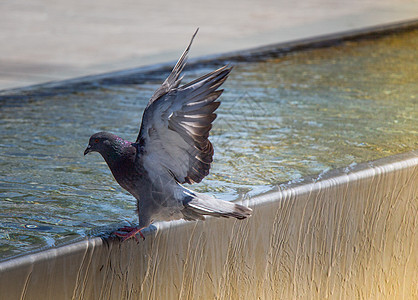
[25,224,38,229]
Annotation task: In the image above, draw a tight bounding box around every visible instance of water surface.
[0,29,417,260]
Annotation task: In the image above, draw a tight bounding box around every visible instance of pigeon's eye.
[94,139,100,144]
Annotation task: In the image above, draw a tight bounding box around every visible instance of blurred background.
[1,0,417,90]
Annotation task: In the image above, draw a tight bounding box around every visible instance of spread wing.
[135,32,232,184]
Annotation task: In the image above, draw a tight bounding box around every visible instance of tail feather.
[182,192,252,221]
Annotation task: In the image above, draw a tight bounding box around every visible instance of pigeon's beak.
[84,145,92,156]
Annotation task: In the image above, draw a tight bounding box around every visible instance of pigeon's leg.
[114,226,145,242]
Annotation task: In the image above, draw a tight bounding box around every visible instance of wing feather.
[147,28,199,105]
[137,58,232,184]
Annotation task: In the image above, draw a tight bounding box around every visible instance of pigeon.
[84,29,252,241]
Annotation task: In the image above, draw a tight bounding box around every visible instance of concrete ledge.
[1,19,417,98]
[0,151,416,299]
[2,0,418,90]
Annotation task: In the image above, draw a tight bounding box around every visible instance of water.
[0,30,417,260]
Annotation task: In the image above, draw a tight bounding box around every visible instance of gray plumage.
[84,29,252,240]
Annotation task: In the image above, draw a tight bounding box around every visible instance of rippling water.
[0,30,417,259]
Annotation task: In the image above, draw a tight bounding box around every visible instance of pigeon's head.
[84,132,119,156]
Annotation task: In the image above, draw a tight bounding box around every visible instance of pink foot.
[114,226,145,242]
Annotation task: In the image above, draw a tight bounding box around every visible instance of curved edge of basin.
[0,150,416,299]
[1,19,417,98]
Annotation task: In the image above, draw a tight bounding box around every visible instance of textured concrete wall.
[0,151,416,299]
